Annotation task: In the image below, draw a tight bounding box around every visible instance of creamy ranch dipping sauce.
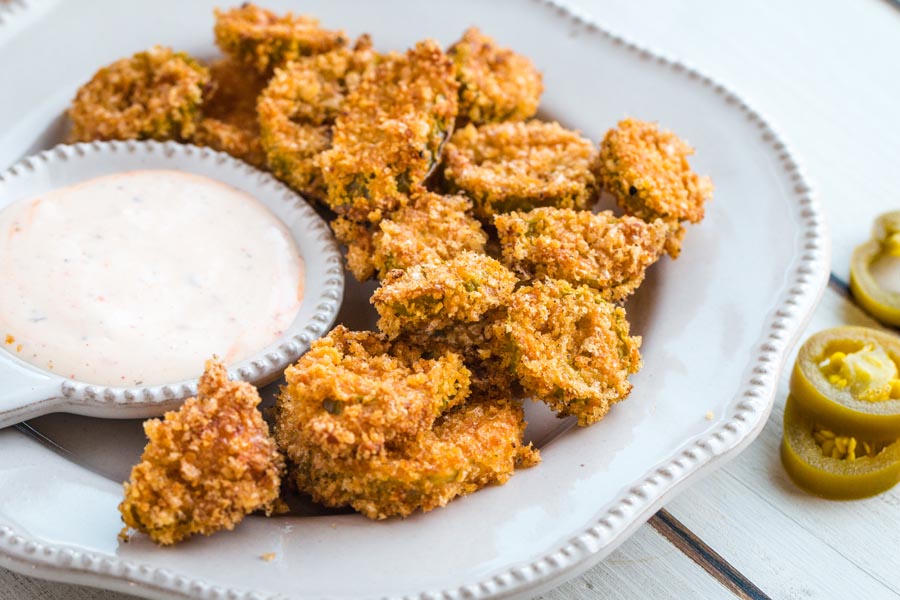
[0,169,304,386]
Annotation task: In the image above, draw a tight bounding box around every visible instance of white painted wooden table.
[3,0,900,598]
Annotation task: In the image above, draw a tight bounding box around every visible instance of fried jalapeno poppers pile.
[77,4,716,534]
[119,359,284,545]
[443,120,599,220]
[597,118,713,257]
[67,5,353,172]
[275,326,537,519]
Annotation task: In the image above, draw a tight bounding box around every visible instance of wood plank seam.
[828,273,851,299]
[717,456,900,596]
[649,510,772,600]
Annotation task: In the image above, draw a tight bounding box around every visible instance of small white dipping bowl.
[0,141,343,427]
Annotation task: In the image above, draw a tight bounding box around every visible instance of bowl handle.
[0,361,63,428]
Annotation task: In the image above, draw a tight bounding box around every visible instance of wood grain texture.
[658,289,900,599]
[0,569,137,600]
[649,511,770,600]
[537,522,733,600]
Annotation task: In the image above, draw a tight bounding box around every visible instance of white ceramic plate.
[0,141,343,427]
[0,1,829,599]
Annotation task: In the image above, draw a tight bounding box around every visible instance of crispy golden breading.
[596,118,713,258]
[494,207,668,301]
[372,192,488,276]
[492,279,642,426]
[448,27,542,124]
[275,326,531,520]
[318,40,459,223]
[282,393,538,519]
[193,58,267,168]
[465,353,519,396]
[392,315,517,397]
[258,38,377,200]
[67,4,713,530]
[332,191,488,281]
[443,120,598,219]
[276,326,471,461]
[68,46,209,142]
[330,216,377,281]
[372,252,517,339]
[119,359,283,545]
[213,3,347,76]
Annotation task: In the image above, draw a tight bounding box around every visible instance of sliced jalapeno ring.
[850,210,900,327]
[791,326,900,437]
[781,396,900,499]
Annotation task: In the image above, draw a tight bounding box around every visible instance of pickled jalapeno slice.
[781,396,900,500]
[850,210,900,327]
[790,326,900,437]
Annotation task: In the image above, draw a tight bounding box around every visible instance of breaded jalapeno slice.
[318,40,459,223]
[258,37,377,200]
[194,58,268,168]
[331,191,488,281]
[291,393,537,520]
[276,326,536,519]
[448,27,543,124]
[597,118,713,258]
[68,46,209,142]
[494,207,668,301]
[276,326,471,460]
[213,3,347,76]
[391,316,518,398]
[119,359,284,545]
[493,279,642,426]
[443,120,598,220]
[372,252,517,340]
